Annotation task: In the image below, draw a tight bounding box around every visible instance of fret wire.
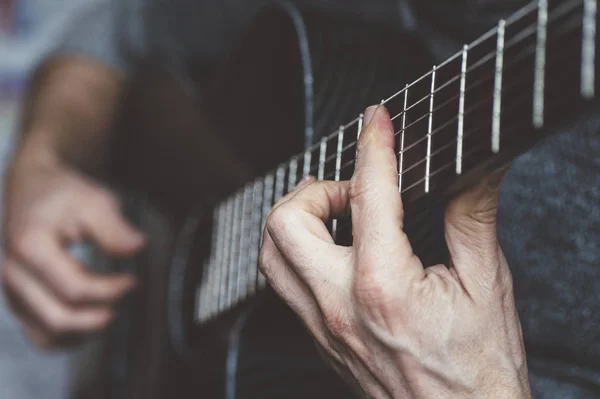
[425,66,436,193]
[220,197,234,312]
[332,127,345,240]
[275,165,286,201]
[203,205,222,320]
[213,202,226,314]
[357,113,364,139]
[215,202,228,316]
[582,0,597,98]
[399,85,408,191]
[318,137,327,181]
[236,185,252,302]
[248,178,263,295]
[457,45,468,175]
[492,20,506,154]
[303,150,312,177]
[533,0,548,128]
[288,157,298,189]
[334,127,344,182]
[258,173,275,289]
[229,192,244,307]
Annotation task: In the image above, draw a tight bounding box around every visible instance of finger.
[12,229,135,305]
[259,229,330,345]
[79,193,145,256]
[351,105,423,280]
[3,261,114,340]
[270,175,316,214]
[444,166,511,296]
[265,179,353,299]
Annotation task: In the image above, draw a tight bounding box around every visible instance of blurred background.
[0,1,85,397]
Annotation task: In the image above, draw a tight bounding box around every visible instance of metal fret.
[492,20,506,154]
[219,197,234,312]
[399,85,408,190]
[426,66,436,193]
[275,165,286,201]
[288,157,298,189]
[258,172,275,289]
[356,113,364,167]
[202,206,222,320]
[332,127,344,240]
[358,113,364,139]
[236,184,252,301]
[212,202,228,316]
[457,46,468,175]
[533,0,548,128]
[318,137,327,181]
[582,0,597,99]
[334,127,344,182]
[303,150,312,177]
[227,190,243,307]
[248,178,264,295]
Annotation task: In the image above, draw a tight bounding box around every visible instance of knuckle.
[10,229,42,259]
[265,206,292,236]
[324,309,354,342]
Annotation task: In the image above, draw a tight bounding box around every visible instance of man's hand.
[259,106,531,398]
[2,154,145,350]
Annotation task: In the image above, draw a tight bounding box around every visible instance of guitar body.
[82,1,600,398]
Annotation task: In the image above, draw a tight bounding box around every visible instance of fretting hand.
[259,106,531,398]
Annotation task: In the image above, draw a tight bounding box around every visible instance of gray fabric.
[50,1,600,397]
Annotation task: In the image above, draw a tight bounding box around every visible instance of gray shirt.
[53,1,600,397]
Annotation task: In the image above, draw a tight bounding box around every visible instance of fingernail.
[364,105,379,125]
[297,175,314,189]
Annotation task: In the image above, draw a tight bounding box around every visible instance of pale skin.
[259,106,532,398]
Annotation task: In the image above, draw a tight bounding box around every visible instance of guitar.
[88,0,599,398]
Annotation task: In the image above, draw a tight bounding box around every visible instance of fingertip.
[361,106,395,146]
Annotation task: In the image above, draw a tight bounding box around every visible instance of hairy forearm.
[16,56,123,173]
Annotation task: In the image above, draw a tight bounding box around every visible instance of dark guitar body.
[88,4,432,399]
[82,2,600,398]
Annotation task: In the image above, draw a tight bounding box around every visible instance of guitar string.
[317,14,581,182]
[287,0,582,166]
[200,0,587,317]
[299,1,583,179]
[280,2,582,181]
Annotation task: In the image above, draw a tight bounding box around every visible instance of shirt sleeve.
[48,0,135,73]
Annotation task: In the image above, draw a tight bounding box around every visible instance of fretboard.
[196,0,598,323]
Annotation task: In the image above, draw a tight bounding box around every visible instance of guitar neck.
[196,0,598,322]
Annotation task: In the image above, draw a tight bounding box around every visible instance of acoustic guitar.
[85,1,599,398]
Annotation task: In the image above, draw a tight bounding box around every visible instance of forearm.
[16,56,123,174]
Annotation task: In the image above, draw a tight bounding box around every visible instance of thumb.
[444,166,510,296]
[79,195,146,256]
